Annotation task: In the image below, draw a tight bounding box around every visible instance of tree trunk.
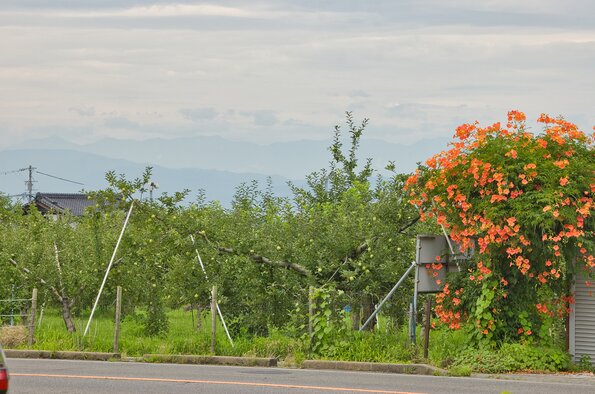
[196,305,202,332]
[61,298,76,333]
[350,305,361,330]
[361,294,376,331]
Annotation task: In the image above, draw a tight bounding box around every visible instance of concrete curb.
[302,360,446,376]
[143,354,277,367]
[5,349,120,361]
[5,349,442,375]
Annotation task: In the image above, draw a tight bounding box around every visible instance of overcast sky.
[1,0,594,147]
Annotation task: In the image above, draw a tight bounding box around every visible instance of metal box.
[415,234,475,293]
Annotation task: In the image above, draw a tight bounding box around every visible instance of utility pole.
[25,165,36,203]
[149,181,159,202]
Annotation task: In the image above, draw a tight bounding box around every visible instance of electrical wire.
[0,168,27,176]
[36,170,84,185]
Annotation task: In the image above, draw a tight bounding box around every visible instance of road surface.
[7,358,595,394]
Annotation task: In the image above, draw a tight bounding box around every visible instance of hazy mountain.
[2,135,449,205]
[8,136,449,179]
[0,149,295,206]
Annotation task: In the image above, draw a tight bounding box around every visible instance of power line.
[0,168,27,176]
[1,165,85,202]
[36,170,84,186]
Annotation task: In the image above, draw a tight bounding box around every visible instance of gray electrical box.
[415,234,475,293]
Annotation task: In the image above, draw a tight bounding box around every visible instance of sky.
[1,0,594,148]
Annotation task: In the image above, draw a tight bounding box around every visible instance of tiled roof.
[33,193,95,216]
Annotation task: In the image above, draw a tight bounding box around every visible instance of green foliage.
[447,365,472,377]
[451,343,569,373]
[0,112,423,339]
[21,307,574,373]
[332,328,415,363]
[308,287,348,357]
[573,354,594,372]
[428,327,470,368]
[4,113,583,373]
[144,297,169,336]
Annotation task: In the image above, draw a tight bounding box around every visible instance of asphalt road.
[7,358,595,394]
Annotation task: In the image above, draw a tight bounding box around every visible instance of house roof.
[29,193,95,216]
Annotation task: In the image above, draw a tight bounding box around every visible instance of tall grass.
[24,308,431,363]
[24,308,310,359]
[19,307,569,373]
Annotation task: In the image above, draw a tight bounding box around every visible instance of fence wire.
[0,297,34,325]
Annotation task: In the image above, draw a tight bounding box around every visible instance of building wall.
[570,274,595,365]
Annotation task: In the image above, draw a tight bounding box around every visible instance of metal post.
[113,286,122,353]
[210,285,217,354]
[360,261,417,332]
[408,302,414,339]
[423,298,432,359]
[411,263,419,345]
[29,288,37,346]
[10,284,14,326]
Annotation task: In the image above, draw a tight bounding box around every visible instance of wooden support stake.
[308,286,314,340]
[113,286,122,353]
[423,298,432,359]
[191,306,195,331]
[210,286,217,354]
[29,288,37,346]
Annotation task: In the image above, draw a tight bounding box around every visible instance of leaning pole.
[84,201,134,337]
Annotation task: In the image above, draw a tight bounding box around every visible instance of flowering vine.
[405,111,594,342]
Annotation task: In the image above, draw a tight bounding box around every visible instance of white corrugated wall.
[570,276,595,365]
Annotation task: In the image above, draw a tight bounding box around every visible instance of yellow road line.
[13,373,426,394]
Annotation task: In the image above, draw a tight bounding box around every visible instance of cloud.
[1,0,594,149]
[348,90,369,98]
[103,116,140,129]
[241,110,279,127]
[50,4,262,19]
[69,105,95,117]
[386,103,468,118]
[0,2,312,23]
[121,4,253,18]
[180,107,218,121]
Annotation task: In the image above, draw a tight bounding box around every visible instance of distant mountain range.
[0,149,294,206]
[1,136,449,205]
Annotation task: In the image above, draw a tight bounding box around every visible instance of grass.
[447,365,472,377]
[24,309,419,363]
[10,308,572,374]
[23,308,308,360]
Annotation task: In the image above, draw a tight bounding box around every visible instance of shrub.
[451,342,569,373]
[499,343,569,371]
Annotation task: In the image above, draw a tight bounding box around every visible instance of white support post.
[84,201,134,337]
[190,235,234,347]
